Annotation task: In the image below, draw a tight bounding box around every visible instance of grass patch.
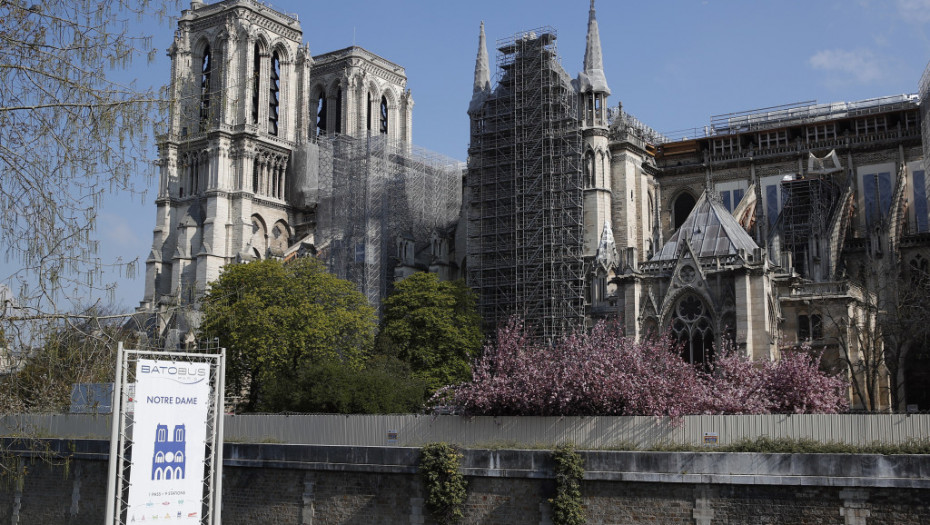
[464,437,930,454]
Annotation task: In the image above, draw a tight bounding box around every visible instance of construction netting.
[292,134,463,315]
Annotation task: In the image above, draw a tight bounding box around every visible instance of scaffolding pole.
[467,28,585,342]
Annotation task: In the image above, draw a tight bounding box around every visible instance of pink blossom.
[435,319,848,416]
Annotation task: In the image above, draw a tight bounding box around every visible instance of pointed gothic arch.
[365,80,380,133]
[668,293,715,367]
[672,191,697,230]
[380,88,399,139]
[268,50,281,135]
[309,83,326,137]
[584,149,595,188]
[251,41,263,124]
[380,95,389,135]
[334,87,343,134]
[249,214,268,259]
[642,317,660,340]
[269,219,291,256]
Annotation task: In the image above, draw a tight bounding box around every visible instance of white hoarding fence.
[105,344,225,525]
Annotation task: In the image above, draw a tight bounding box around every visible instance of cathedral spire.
[473,21,491,94]
[584,0,603,74]
[579,0,610,95]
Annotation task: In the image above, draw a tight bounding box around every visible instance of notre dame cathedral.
[141,0,930,410]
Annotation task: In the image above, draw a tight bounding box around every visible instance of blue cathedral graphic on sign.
[151,423,186,481]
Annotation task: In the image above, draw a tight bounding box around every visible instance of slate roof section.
[652,191,760,261]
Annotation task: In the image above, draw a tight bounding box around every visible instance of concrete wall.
[2,439,930,524]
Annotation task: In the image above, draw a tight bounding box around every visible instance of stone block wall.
[2,440,930,524]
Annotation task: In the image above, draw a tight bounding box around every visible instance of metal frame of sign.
[104,343,226,525]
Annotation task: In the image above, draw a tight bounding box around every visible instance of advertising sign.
[126,359,211,523]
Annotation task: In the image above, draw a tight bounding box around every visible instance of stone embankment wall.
[1,439,928,524]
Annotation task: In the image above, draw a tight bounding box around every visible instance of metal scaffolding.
[467,28,585,342]
[772,176,839,279]
[299,134,462,316]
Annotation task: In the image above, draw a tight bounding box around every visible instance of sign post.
[105,347,225,525]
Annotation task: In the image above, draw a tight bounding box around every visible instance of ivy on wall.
[420,442,468,523]
[550,443,585,525]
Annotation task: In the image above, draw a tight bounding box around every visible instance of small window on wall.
[798,314,823,341]
[806,124,836,142]
[712,137,737,155]
[856,116,887,135]
[758,130,788,149]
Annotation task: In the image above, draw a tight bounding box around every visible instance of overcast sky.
[6,0,930,311]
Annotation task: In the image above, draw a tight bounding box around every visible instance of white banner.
[126,359,211,523]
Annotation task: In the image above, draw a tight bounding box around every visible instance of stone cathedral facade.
[141,0,930,410]
[139,0,420,334]
[467,2,930,410]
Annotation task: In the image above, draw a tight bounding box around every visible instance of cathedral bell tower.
[577,0,612,258]
[143,0,308,313]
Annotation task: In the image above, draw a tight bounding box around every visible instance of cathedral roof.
[652,191,759,261]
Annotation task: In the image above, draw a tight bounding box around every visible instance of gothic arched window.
[251,44,261,124]
[673,192,696,230]
[367,92,372,133]
[380,96,388,135]
[911,254,929,284]
[584,150,595,188]
[643,318,659,340]
[334,88,342,134]
[670,294,715,367]
[268,51,280,136]
[199,46,212,130]
[252,158,259,193]
[250,215,267,258]
[316,92,326,137]
[647,192,655,233]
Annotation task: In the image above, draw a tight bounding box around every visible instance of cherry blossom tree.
[436,318,848,416]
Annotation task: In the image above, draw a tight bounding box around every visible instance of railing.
[779,281,855,299]
[658,94,919,145]
[5,413,928,448]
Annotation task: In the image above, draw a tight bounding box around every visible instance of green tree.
[376,273,483,393]
[199,258,376,411]
[1,1,172,319]
[0,306,133,413]
[261,355,428,414]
